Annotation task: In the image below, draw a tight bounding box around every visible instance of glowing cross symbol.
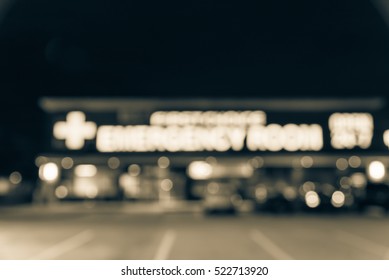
[53,111,97,150]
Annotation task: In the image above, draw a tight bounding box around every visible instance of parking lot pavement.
[1,204,389,260]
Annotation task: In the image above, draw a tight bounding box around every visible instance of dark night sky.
[1,0,389,176]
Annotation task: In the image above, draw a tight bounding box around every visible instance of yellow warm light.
[108,157,120,169]
[255,186,268,202]
[61,157,74,169]
[128,164,141,176]
[55,185,68,199]
[74,165,97,178]
[161,179,173,192]
[158,156,170,169]
[9,171,22,185]
[351,173,366,188]
[39,163,59,182]
[331,191,345,208]
[300,156,313,168]
[187,161,212,180]
[368,161,386,182]
[336,158,348,171]
[348,156,361,168]
[305,191,320,208]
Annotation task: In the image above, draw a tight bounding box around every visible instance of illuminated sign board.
[96,122,323,152]
[328,113,373,149]
[48,101,389,154]
[53,111,97,150]
[53,110,328,152]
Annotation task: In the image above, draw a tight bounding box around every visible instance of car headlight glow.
[331,191,345,208]
[305,191,320,208]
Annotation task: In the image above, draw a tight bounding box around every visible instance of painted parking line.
[335,230,389,259]
[29,229,94,260]
[250,229,293,260]
[154,230,176,260]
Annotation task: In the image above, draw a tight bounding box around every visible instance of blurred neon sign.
[246,124,323,152]
[54,110,379,152]
[329,113,373,149]
[94,111,323,152]
[150,111,267,126]
[97,125,247,152]
[95,123,323,152]
[53,111,97,150]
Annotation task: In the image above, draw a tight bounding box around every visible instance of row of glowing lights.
[304,190,345,208]
[54,174,174,200]
[252,161,386,209]
[254,180,355,209]
[37,156,172,182]
[54,177,174,199]
[37,157,172,199]
[37,154,342,182]
[187,155,365,180]
[48,154,357,179]
[38,155,387,183]
[37,155,386,202]
[188,157,387,182]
